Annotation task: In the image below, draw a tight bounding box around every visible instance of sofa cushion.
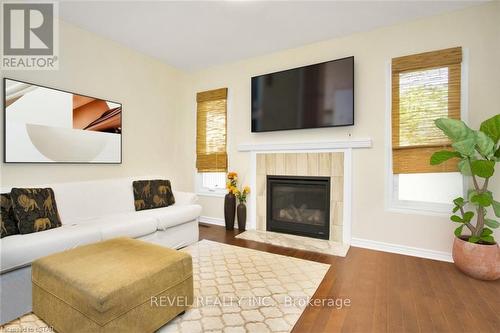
[172,191,198,205]
[133,180,175,211]
[10,188,61,234]
[75,213,158,240]
[138,204,202,230]
[1,193,19,238]
[0,224,101,273]
[50,178,137,222]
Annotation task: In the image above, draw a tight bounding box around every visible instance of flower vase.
[237,203,247,231]
[224,193,236,230]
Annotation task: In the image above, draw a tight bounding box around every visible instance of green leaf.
[470,193,493,207]
[454,225,464,237]
[452,138,476,157]
[492,200,500,218]
[458,159,472,176]
[485,219,500,228]
[495,147,500,158]
[469,236,480,243]
[481,228,493,236]
[451,215,463,223]
[453,197,465,206]
[452,206,460,213]
[474,131,495,157]
[470,160,495,178]
[463,211,474,222]
[480,236,495,244]
[479,114,500,144]
[435,118,473,142]
[430,150,462,165]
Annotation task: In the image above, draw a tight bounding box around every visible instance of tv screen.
[251,56,354,132]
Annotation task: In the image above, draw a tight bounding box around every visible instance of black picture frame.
[3,77,122,164]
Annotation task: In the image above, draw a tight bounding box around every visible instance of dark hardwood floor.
[199,223,500,333]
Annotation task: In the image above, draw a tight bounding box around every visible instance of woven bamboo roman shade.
[196,88,228,172]
[392,47,462,174]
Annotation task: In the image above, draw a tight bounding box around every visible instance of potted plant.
[224,172,238,230]
[430,114,500,280]
[234,185,250,231]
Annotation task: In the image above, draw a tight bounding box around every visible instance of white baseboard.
[350,237,453,262]
[197,219,452,262]
[199,216,238,229]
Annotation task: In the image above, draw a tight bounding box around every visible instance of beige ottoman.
[32,237,193,333]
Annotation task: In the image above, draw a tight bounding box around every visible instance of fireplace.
[267,175,330,240]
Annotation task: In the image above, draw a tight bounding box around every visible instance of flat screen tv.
[251,56,354,132]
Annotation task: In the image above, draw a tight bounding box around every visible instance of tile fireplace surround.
[256,152,345,243]
[238,140,372,252]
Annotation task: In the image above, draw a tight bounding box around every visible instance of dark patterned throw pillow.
[10,188,62,234]
[133,180,175,211]
[1,193,20,238]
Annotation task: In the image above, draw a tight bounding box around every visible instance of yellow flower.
[227,172,238,180]
[243,186,251,194]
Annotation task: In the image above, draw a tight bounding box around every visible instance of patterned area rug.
[236,230,350,257]
[0,239,330,333]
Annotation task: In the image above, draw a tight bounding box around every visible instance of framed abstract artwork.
[3,78,122,163]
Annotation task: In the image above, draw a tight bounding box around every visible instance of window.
[196,88,228,196]
[396,172,464,204]
[197,172,227,196]
[390,47,464,212]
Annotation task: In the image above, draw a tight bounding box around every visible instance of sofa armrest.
[173,191,199,205]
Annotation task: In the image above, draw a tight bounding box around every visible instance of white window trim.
[385,49,469,216]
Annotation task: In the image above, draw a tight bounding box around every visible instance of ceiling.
[59,1,483,71]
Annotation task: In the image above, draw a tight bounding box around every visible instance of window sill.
[196,190,227,198]
[386,201,453,217]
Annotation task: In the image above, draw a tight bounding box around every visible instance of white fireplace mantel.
[237,138,372,152]
[240,138,372,245]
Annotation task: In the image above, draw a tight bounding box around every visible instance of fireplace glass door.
[267,175,330,240]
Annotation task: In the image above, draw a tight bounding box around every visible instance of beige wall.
[0,20,191,191]
[184,3,500,252]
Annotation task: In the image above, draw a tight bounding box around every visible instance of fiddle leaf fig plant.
[430,114,500,244]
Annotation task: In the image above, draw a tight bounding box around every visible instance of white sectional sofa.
[0,177,202,324]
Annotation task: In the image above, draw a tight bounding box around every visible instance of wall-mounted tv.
[251,56,354,132]
[4,78,122,163]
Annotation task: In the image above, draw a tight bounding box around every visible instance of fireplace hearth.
[267,175,330,240]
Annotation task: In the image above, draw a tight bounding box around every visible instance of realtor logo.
[1,1,59,70]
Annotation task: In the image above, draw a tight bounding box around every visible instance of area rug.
[236,229,350,257]
[0,239,329,333]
